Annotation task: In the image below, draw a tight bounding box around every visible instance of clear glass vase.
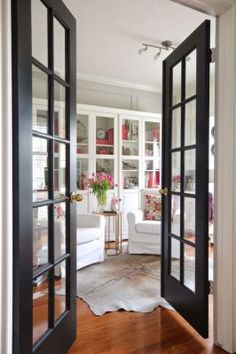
[96,190,107,212]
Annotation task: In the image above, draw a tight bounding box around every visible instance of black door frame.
[161,20,210,338]
[12,0,77,353]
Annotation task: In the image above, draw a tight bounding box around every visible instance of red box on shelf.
[122,125,127,140]
[96,139,108,145]
[108,128,114,145]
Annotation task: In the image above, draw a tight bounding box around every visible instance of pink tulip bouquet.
[88,173,114,210]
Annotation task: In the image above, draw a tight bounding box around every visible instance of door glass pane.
[55,260,67,322]
[96,116,114,155]
[171,195,180,237]
[77,158,89,190]
[96,159,114,180]
[33,273,49,345]
[32,66,48,133]
[145,121,160,142]
[54,203,66,259]
[185,100,196,146]
[122,159,139,189]
[171,152,181,192]
[145,142,160,158]
[54,143,66,198]
[184,197,196,243]
[33,207,48,270]
[33,137,48,202]
[122,119,139,156]
[77,114,89,154]
[54,81,66,138]
[54,17,66,80]
[186,49,197,99]
[172,108,181,148]
[184,244,196,292]
[145,160,153,171]
[184,149,196,194]
[170,238,181,281]
[172,62,181,105]
[32,0,48,66]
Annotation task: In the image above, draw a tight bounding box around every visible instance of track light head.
[138,45,148,55]
[154,48,161,60]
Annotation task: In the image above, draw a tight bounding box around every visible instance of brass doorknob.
[159,187,169,196]
[69,192,83,203]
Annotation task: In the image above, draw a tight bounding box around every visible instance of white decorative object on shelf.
[110,194,120,212]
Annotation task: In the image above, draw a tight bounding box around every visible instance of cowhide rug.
[77,253,173,316]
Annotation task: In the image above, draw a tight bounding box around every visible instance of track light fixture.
[138,40,176,60]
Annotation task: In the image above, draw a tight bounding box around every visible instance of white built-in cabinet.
[76,104,161,238]
[32,99,161,238]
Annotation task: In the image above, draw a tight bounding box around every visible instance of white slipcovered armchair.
[127,189,161,255]
[77,213,105,270]
[127,189,179,257]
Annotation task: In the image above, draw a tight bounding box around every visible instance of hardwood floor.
[33,243,220,353]
[69,243,218,354]
[68,297,226,354]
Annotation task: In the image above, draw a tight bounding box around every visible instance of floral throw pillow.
[144,194,162,221]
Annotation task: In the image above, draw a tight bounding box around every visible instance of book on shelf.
[107,128,114,145]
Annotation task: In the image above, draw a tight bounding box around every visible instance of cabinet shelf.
[122,155,139,159]
[96,154,115,159]
[96,144,114,147]
[145,169,160,172]
[77,153,89,158]
[145,140,159,144]
[123,169,138,172]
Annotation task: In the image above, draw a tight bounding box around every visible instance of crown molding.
[76,72,161,94]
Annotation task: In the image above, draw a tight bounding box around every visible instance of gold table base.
[93,211,122,256]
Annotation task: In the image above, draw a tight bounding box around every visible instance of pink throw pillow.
[144,194,162,221]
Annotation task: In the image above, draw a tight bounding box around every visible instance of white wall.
[77,78,162,113]
[215,3,236,353]
[0,1,12,353]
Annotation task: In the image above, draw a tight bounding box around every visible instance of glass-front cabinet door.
[77,114,89,190]
[144,120,161,188]
[95,113,117,180]
[96,115,115,156]
[121,118,139,156]
[120,116,140,190]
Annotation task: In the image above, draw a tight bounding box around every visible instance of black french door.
[161,20,210,338]
[12,0,77,353]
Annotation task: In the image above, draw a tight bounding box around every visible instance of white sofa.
[127,189,180,256]
[77,213,105,270]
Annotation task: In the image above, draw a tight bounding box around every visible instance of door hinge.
[208,280,214,295]
[210,48,216,63]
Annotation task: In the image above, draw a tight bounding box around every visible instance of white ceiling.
[63,0,215,89]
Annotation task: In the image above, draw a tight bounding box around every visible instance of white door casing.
[0,0,13,353]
